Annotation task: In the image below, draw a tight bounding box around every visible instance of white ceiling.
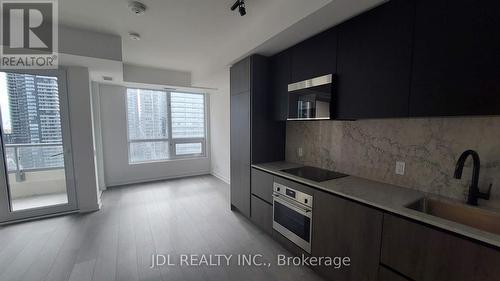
[59,0,385,81]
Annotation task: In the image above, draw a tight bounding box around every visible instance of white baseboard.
[211,170,230,184]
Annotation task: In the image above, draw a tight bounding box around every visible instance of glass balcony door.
[0,69,77,223]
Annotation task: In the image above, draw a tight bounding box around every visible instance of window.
[126,88,206,163]
[0,72,65,172]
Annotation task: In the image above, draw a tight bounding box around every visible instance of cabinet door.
[251,168,273,204]
[410,0,500,116]
[230,91,251,217]
[250,195,273,235]
[336,0,414,119]
[230,57,251,95]
[381,214,500,281]
[312,191,383,281]
[270,50,291,121]
[251,55,286,164]
[291,28,337,83]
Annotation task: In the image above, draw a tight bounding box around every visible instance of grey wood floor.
[0,175,324,281]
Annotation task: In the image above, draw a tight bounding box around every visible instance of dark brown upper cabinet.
[230,57,250,95]
[270,50,291,121]
[270,28,337,121]
[290,28,338,83]
[409,0,500,116]
[336,0,415,119]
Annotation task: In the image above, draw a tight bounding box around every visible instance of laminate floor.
[0,175,324,281]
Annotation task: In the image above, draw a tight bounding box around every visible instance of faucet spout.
[453,150,490,206]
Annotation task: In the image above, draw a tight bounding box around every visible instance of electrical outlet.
[395,161,405,175]
[297,147,304,158]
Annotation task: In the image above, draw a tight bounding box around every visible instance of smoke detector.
[128,1,146,15]
[128,32,141,40]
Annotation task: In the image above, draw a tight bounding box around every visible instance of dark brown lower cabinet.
[251,168,273,204]
[250,195,273,235]
[312,190,383,281]
[378,266,410,281]
[381,214,500,281]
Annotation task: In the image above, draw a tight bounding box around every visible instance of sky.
[0,72,12,133]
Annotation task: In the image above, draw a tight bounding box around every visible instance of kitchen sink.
[406,197,500,236]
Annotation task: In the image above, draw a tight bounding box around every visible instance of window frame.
[125,87,207,164]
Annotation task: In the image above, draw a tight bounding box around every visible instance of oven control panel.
[273,182,313,208]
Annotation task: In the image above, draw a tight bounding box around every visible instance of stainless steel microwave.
[287,74,334,120]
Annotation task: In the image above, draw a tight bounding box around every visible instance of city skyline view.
[0,72,65,172]
[126,88,206,163]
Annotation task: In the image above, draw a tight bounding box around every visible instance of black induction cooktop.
[281,166,348,182]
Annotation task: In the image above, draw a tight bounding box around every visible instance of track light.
[231,0,246,16]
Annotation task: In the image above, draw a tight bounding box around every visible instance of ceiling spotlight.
[231,0,246,16]
[128,1,146,15]
[128,32,141,40]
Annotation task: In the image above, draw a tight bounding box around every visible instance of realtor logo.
[0,0,58,69]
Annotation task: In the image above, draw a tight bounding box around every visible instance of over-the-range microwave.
[287,74,334,121]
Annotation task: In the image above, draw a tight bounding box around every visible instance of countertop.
[252,161,500,249]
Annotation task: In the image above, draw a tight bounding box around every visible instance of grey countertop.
[252,161,500,249]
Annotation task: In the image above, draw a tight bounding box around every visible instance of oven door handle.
[273,194,312,217]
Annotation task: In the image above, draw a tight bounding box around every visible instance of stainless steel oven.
[272,182,313,253]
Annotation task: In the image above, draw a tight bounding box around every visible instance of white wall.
[90,82,106,191]
[123,64,191,87]
[98,84,210,186]
[59,26,122,61]
[192,68,231,183]
[66,66,101,212]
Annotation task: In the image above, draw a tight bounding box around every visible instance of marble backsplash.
[286,117,500,209]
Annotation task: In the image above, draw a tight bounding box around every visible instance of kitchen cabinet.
[269,0,500,120]
[230,57,250,95]
[230,91,251,217]
[230,55,286,218]
[270,50,291,121]
[312,190,383,281]
[336,0,414,119]
[290,28,337,83]
[381,214,500,281]
[250,195,273,235]
[251,168,273,204]
[271,28,337,121]
[251,56,286,164]
[378,266,410,281]
[410,0,500,116]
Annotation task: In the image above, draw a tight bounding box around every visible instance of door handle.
[273,194,312,216]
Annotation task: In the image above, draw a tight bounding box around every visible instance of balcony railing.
[4,143,64,180]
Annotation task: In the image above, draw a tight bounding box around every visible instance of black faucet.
[453,150,492,206]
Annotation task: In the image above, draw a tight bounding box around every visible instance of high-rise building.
[5,73,63,170]
[126,89,168,162]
